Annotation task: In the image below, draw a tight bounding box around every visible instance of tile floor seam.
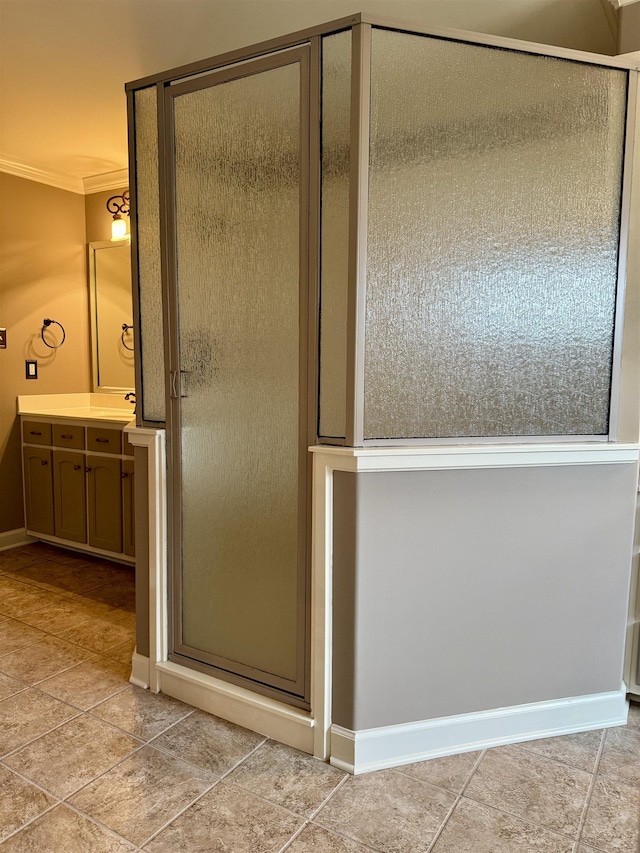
[305,769,350,821]
[457,789,587,843]
[516,736,603,774]
[0,800,61,846]
[218,776,322,823]
[0,758,65,806]
[118,703,198,744]
[307,818,387,853]
[422,749,490,853]
[276,818,311,852]
[132,775,223,848]
[423,791,463,853]
[58,798,146,851]
[29,632,136,664]
[213,734,269,779]
[58,736,152,803]
[32,668,131,703]
[0,709,84,763]
[11,652,104,689]
[85,708,195,743]
[1,717,146,802]
[0,573,120,597]
[572,727,608,851]
[58,682,132,715]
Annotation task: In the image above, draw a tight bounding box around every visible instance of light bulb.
[111,216,128,241]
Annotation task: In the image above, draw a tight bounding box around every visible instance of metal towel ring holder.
[41,318,66,349]
[121,323,134,351]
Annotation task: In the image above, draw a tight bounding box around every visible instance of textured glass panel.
[134,86,165,423]
[174,63,301,683]
[365,30,627,439]
[319,32,351,439]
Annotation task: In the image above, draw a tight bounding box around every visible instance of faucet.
[125,392,136,413]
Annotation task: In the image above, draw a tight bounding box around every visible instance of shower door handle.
[170,370,190,399]
[179,370,190,398]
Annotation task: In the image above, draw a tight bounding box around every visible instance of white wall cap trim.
[124,425,166,447]
[310,443,640,472]
[330,687,628,775]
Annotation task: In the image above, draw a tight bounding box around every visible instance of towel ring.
[41,318,66,349]
[121,323,134,351]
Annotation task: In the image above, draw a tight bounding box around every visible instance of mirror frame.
[88,240,135,394]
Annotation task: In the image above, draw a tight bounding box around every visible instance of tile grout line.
[572,728,608,852]
[309,774,389,852]
[0,801,61,845]
[423,748,487,853]
[276,819,311,852]
[55,798,145,850]
[53,696,269,845]
[134,776,223,847]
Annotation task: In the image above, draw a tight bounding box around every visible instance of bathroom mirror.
[89,241,135,393]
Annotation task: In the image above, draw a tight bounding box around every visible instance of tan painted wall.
[0,173,90,533]
[619,2,640,53]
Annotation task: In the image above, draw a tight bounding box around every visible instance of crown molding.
[83,169,129,194]
[0,159,128,195]
[0,157,84,194]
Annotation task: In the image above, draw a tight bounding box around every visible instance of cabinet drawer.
[87,427,122,455]
[23,420,52,446]
[53,423,85,449]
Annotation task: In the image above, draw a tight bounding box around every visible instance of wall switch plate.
[0,328,6,348]
[25,360,37,379]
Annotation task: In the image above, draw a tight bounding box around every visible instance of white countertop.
[17,393,136,424]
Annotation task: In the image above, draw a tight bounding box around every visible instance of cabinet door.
[53,450,87,543]
[122,459,135,557]
[87,455,122,553]
[23,447,54,535]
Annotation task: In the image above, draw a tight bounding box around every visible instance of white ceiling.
[0,0,634,193]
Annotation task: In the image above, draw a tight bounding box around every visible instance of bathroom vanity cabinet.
[19,395,135,563]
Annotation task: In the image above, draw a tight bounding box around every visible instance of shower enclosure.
[127,13,640,767]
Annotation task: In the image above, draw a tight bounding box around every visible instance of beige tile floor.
[0,542,638,852]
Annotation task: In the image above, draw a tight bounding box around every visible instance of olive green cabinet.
[21,417,134,562]
[87,455,122,553]
[23,446,54,536]
[53,450,87,543]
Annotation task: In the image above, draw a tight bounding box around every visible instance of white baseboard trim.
[330,687,629,775]
[156,660,315,754]
[129,652,150,689]
[0,529,36,551]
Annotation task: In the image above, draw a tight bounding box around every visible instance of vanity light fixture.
[107,191,130,241]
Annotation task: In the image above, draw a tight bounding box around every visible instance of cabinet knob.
[30,430,42,436]
[61,434,73,440]
[95,438,109,444]
[85,466,91,473]
[122,472,129,479]
[40,459,48,466]
[73,464,82,471]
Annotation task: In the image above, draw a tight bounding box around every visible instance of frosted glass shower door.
[168,49,309,704]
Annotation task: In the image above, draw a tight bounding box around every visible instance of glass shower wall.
[363,29,628,440]
[319,31,352,440]
[133,85,165,424]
